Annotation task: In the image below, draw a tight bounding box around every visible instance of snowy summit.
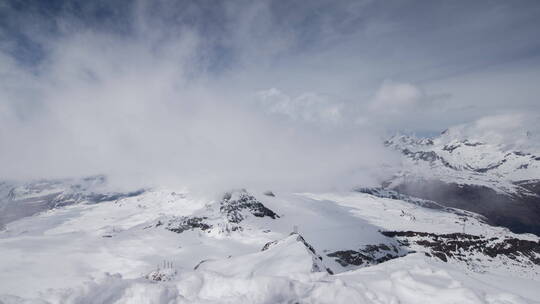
[1,1,540,303]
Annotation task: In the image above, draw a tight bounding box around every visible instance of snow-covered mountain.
[0,182,539,303]
[1,115,539,303]
[0,175,144,230]
[385,129,540,196]
[384,116,540,235]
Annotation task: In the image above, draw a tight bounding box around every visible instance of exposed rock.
[328,250,366,267]
[463,140,483,147]
[474,159,507,173]
[261,240,279,251]
[193,259,213,270]
[165,190,279,234]
[292,233,334,274]
[327,243,409,268]
[381,230,540,267]
[384,131,540,236]
[220,190,279,223]
[261,233,333,274]
[166,216,212,234]
[397,148,457,170]
[442,144,460,152]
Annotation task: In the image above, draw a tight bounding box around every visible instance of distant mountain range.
[384,119,540,234]
[1,119,539,302]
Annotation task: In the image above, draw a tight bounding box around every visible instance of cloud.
[256,88,344,124]
[445,113,540,151]
[1,0,540,190]
[369,81,425,114]
[0,5,397,192]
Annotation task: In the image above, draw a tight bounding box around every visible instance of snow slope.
[0,185,538,303]
[385,129,540,196]
[384,115,540,234]
[0,176,144,229]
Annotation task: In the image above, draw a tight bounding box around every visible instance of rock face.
[220,190,279,223]
[166,216,212,233]
[327,243,410,268]
[166,190,279,234]
[3,182,540,301]
[381,231,540,268]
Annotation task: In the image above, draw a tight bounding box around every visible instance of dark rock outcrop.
[381,230,540,266]
[166,216,212,234]
[327,243,409,267]
[220,191,279,223]
[166,190,279,234]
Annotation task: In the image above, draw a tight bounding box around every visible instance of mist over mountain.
[384,114,540,234]
[1,1,540,303]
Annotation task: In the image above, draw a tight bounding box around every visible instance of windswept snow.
[0,187,538,303]
[385,116,540,195]
[1,255,537,304]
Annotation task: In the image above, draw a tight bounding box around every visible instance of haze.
[1,0,539,191]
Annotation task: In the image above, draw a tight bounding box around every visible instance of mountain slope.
[384,116,540,234]
[0,175,144,229]
[0,185,538,303]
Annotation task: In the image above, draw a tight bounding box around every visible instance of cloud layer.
[1,0,539,190]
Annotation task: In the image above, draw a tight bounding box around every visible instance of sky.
[1,0,540,190]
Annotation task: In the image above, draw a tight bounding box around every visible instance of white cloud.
[446,113,540,151]
[256,88,344,124]
[369,81,424,114]
[2,0,540,189]
[0,28,396,192]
